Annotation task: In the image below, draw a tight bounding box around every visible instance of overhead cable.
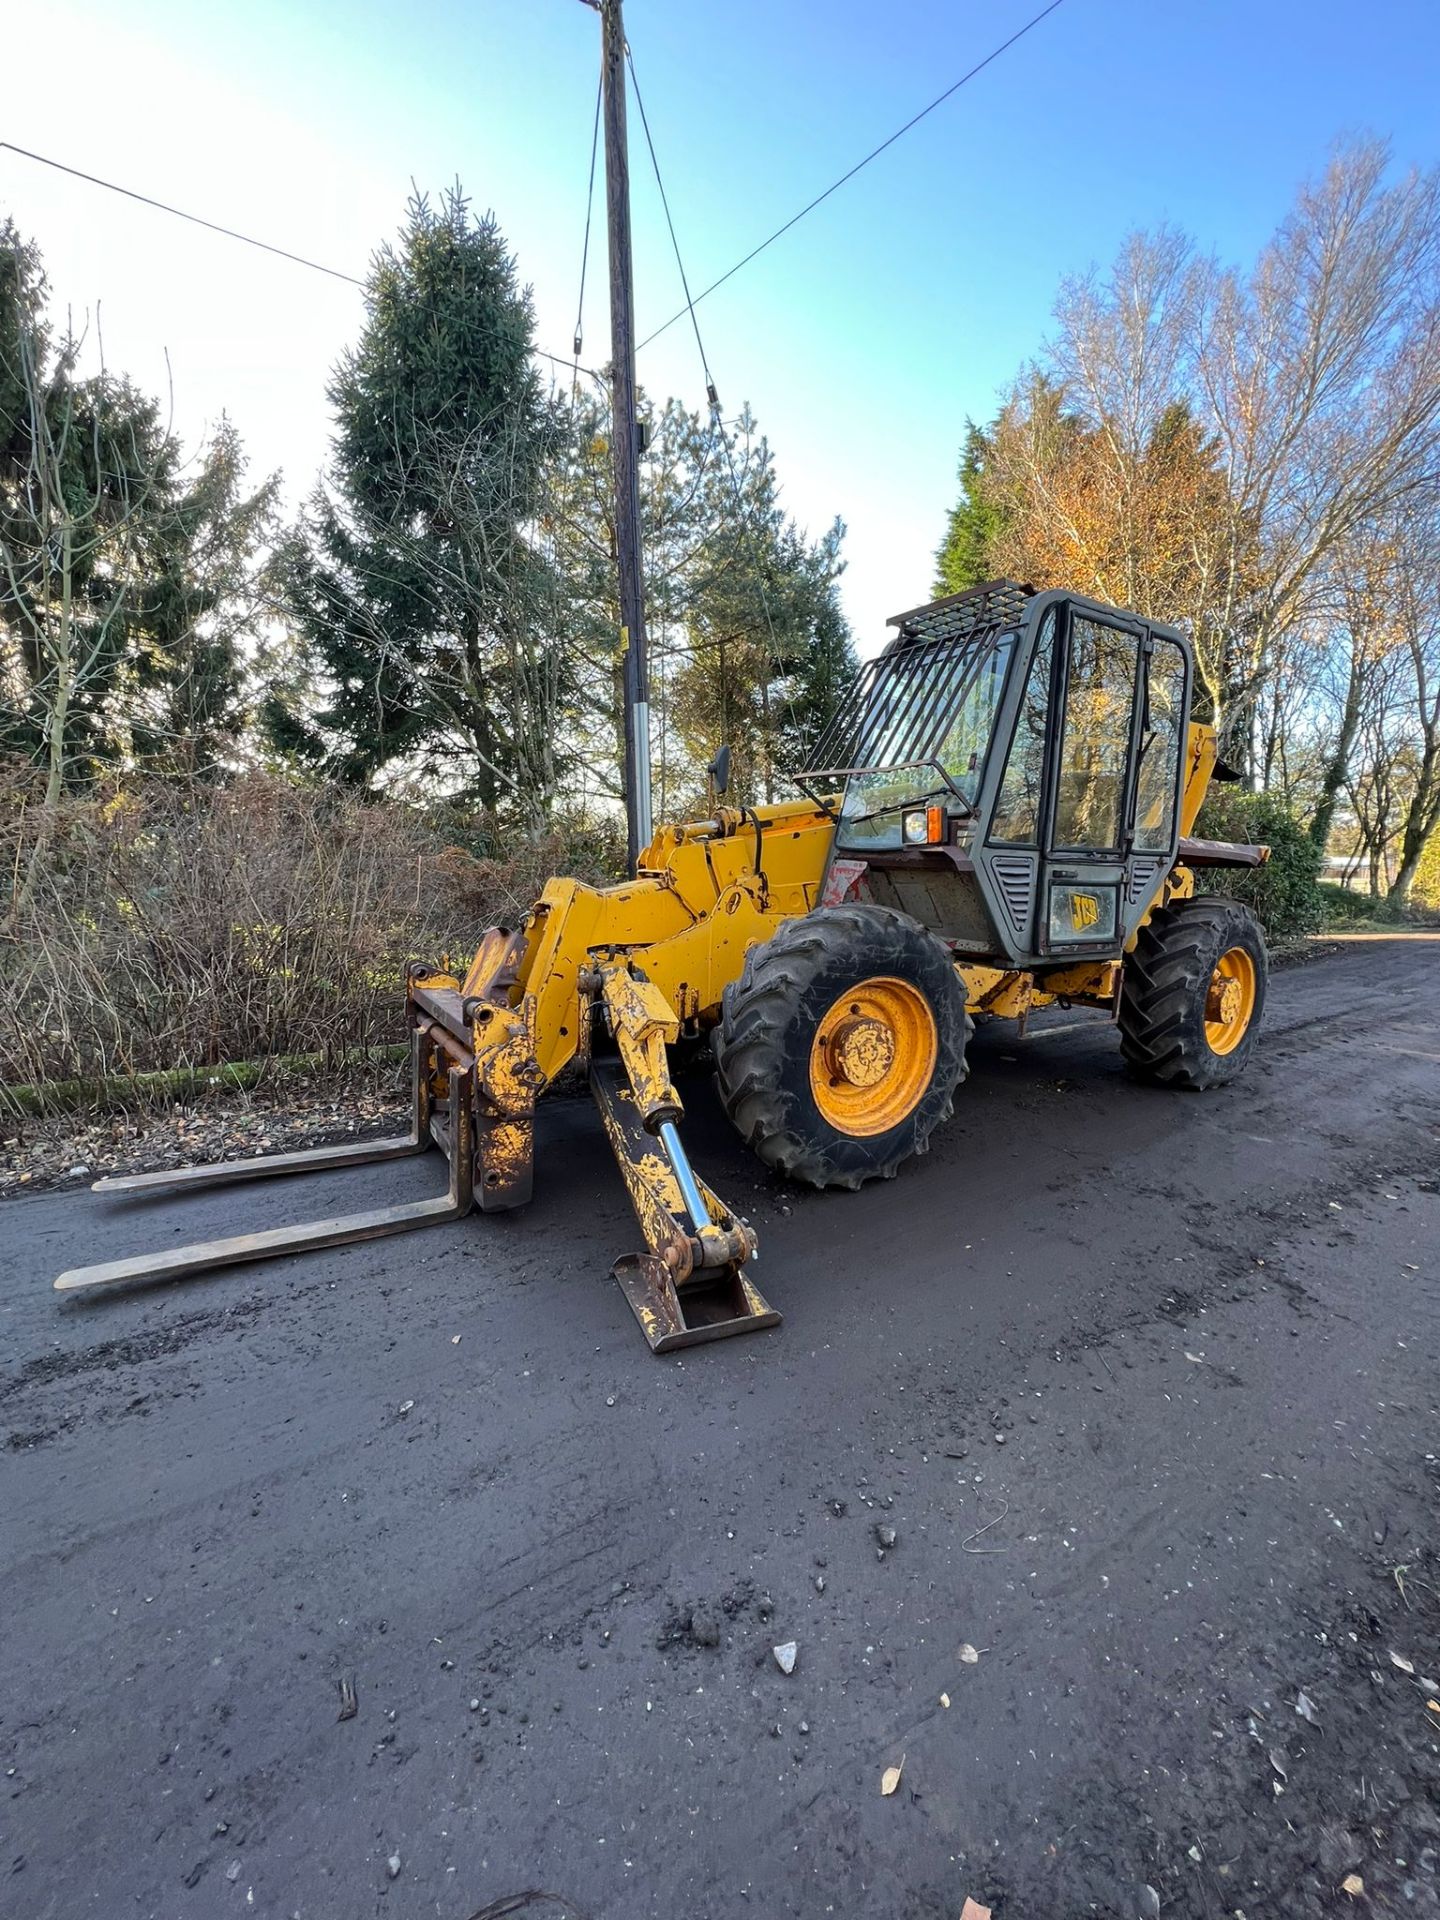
[635,0,1069,350]
[0,139,593,380]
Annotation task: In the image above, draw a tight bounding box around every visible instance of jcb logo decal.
[1069,892,1100,930]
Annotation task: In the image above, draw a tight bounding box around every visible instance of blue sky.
[5,0,1439,651]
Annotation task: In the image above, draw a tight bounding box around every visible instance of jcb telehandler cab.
[57,582,1268,1354]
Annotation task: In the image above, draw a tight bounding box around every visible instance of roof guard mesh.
[798,579,1034,783]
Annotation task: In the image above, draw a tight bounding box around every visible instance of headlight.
[902,809,929,844]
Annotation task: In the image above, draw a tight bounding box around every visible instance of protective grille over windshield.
[799,580,1034,787]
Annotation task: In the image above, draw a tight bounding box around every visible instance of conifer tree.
[935,421,1004,594]
[271,188,563,822]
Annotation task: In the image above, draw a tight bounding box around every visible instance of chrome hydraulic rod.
[657,1119,713,1233]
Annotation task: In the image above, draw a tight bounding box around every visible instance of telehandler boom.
[57,581,1269,1350]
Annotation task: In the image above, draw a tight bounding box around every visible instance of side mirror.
[707,743,732,801]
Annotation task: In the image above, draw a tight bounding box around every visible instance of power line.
[635,0,1069,352]
[626,46,803,765]
[5,1,1069,371]
[572,67,604,377]
[1,140,365,285]
[0,139,595,382]
[625,51,717,406]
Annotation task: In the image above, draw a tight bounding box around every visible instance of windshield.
[838,634,1016,849]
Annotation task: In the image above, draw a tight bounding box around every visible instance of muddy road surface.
[3,936,1439,1920]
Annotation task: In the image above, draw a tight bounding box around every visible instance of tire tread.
[1118,895,1266,1090]
[713,904,971,1188]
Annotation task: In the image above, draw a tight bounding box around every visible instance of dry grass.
[0,766,620,1112]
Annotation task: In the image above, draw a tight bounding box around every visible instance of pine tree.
[935,421,1004,594]
[271,187,564,822]
[130,419,279,775]
[790,548,856,764]
[545,389,718,814]
[541,393,856,814]
[670,417,857,805]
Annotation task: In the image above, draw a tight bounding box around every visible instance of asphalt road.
[4,937,1439,1920]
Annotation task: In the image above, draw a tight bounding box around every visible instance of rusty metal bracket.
[598,964,683,1129]
[471,991,539,1211]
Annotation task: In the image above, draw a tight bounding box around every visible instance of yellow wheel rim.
[1204,945,1257,1056]
[809,976,938,1137]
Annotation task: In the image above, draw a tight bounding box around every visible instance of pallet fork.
[55,953,779,1355]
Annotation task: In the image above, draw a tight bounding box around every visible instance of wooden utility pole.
[597,0,652,872]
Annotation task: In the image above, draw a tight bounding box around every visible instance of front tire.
[712,905,972,1189]
[1119,895,1267,1089]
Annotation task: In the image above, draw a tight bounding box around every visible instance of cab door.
[1037,606,1145,958]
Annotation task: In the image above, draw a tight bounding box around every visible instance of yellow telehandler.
[56,580,1269,1350]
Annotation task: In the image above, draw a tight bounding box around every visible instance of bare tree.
[1386,513,1440,902]
[1306,527,1403,851]
[1291,504,1440,901]
[0,307,176,916]
[1343,657,1407,897]
[1190,140,1440,753]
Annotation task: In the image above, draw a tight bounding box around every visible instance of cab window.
[838,635,1014,849]
[990,610,1056,844]
[1053,617,1140,851]
[1133,638,1187,852]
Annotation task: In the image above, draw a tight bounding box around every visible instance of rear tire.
[1119,895,1266,1089]
[713,904,971,1189]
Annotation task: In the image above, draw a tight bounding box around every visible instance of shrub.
[1412,831,1440,912]
[1316,880,1380,926]
[0,766,622,1109]
[1194,787,1324,945]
